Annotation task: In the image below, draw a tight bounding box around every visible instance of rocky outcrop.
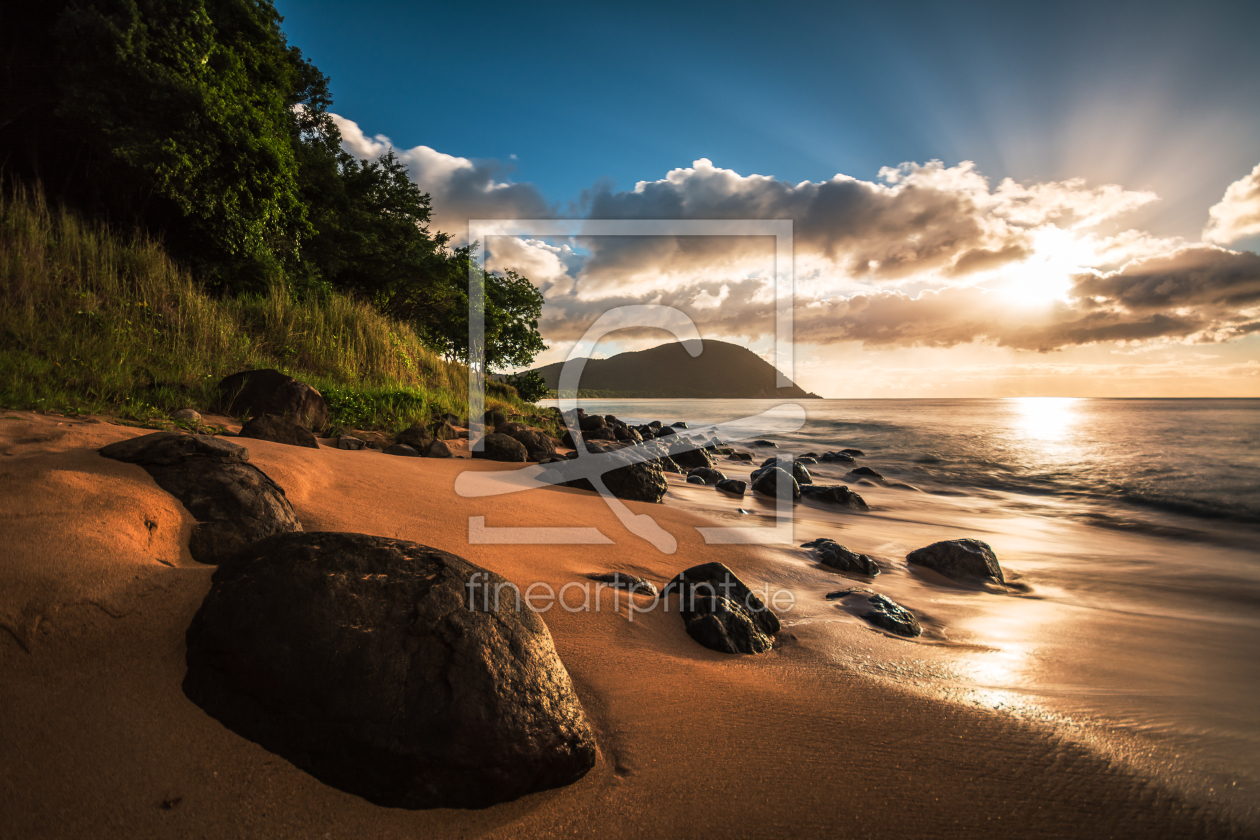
[662,562,779,654]
[238,414,319,449]
[217,369,328,431]
[99,432,300,564]
[499,427,558,461]
[802,538,880,576]
[860,594,922,638]
[472,433,528,462]
[395,424,434,451]
[183,532,597,809]
[907,539,1004,584]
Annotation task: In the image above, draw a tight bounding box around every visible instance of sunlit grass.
[0,184,546,432]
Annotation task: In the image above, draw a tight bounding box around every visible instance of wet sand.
[0,412,1246,838]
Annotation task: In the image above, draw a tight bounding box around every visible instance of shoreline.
[0,410,1252,837]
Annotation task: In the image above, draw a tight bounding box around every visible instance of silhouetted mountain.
[532,340,822,399]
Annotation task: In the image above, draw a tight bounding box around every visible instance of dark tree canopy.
[0,0,546,370]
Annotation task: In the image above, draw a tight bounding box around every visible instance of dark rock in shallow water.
[99,432,300,564]
[750,439,777,448]
[907,538,1004,584]
[586,572,658,597]
[841,448,865,457]
[614,425,643,443]
[686,475,706,485]
[860,594,922,638]
[662,562,779,654]
[727,452,753,462]
[715,478,747,496]
[849,466,884,480]
[687,467,726,485]
[217,369,329,431]
[751,466,801,501]
[184,532,597,809]
[670,421,688,429]
[802,538,880,576]
[383,443,419,457]
[754,457,812,486]
[797,456,817,465]
[238,413,319,449]
[800,484,869,510]
[820,451,855,463]
[472,433,528,462]
[667,440,716,471]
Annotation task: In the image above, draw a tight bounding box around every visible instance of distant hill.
[532,340,822,399]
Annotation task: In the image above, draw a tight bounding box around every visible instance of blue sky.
[274,0,1260,396]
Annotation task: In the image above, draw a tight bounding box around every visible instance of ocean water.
[545,397,1260,825]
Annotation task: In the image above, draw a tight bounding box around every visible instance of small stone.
[172,409,202,424]
[860,594,922,637]
[383,444,419,457]
[338,436,365,451]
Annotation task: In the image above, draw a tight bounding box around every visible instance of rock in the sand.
[802,538,880,576]
[751,466,801,501]
[715,478,747,496]
[99,432,300,564]
[172,408,202,424]
[687,467,726,485]
[395,424,434,451]
[586,572,659,597]
[499,427,558,461]
[613,425,643,443]
[727,452,753,462]
[541,449,668,503]
[482,409,506,430]
[820,451,855,463]
[383,443,419,457]
[183,532,597,809]
[860,594,922,638]
[668,441,716,472]
[907,538,1004,584]
[841,448,865,457]
[338,435,365,451]
[217,369,328,431]
[849,466,884,480]
[751,439,777,448]
[429,421,458,441]
[662,562,779,655]
[656,426,677,438]
[797,456,817,465]
[238,413,319,449]
[800,484,870,511]
[472,433,528,462]
[671,421,688,429]
[423,439,453,458]
[686,475,706,485]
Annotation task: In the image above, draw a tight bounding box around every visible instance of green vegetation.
[0,186,543,432]
[0,0,551,428]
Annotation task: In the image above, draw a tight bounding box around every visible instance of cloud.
[331,114,552,239]
[1203,162,1260,245]
[1072,246,1260,310]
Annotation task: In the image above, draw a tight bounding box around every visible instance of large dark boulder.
[800,484,870,510]
[661,562,779,655]
[849,466,884,480]
[183,532,597,809]
[217,369,328,431]
[499,427,558,461]
[482,409,506,430]
[472,433,528,462]
[715,478,747,496]
[423,439,453,458]
[99,432,300,564]
[541,448,668,503]
[429,421,458,441]
[907,538,1004,584]
[613,425,643,443]
[755,457,812,486]
[751,466,801,501]
[578,414,607,432]
[860,594,922,638]
[238,414,319,449]
[802,538,880,576]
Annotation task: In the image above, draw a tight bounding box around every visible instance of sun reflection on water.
[1008,396,1082,443]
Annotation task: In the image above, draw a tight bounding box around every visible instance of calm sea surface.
[542,397,1260,825]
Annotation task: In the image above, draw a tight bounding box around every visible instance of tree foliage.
[0,0,547,371]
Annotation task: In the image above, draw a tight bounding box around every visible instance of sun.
[999,228,1093,306]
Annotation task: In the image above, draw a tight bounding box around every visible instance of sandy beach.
[0,411,1246,839]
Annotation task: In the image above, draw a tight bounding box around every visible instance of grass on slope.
[0,185,541,433]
